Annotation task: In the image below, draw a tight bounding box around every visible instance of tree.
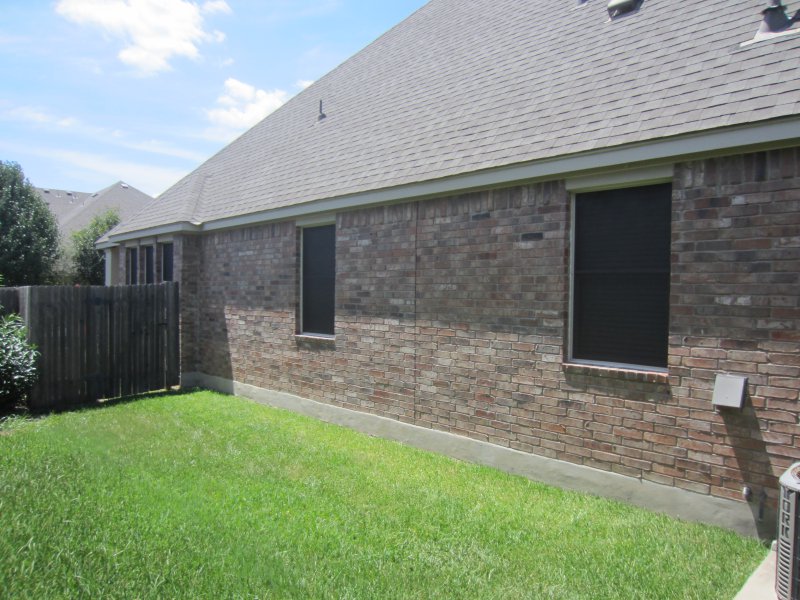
[0,162,60,285]
[71,208,120,285]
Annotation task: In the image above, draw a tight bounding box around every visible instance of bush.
[0,312,38,409]
[71,208,120,285]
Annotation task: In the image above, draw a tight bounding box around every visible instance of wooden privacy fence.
[0,283,179,410]
[0,288,20,314]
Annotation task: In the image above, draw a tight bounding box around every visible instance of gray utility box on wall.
[776,463,800,600]
[711,374,747,409]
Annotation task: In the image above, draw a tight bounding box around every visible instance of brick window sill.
[563,362,669,384]
[295,333,336,348]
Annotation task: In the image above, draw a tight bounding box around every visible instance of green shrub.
[0,312,38,409]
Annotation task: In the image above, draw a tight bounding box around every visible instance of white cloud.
[45,149,187,196]
[123,139,208,162]
[0,143,187,197]
[201,0,231,14]
[206,78,289,131]
[9,106,51,124]
[296,79,314,90]
[55,0,230,75]
[1,104,206,163]
[4,106,76,127]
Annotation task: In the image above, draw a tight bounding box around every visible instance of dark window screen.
[162,243,174,282]
[145,246,155,284]
[302,225,335,335]
[127,248,138,285]
[573,184,671,368]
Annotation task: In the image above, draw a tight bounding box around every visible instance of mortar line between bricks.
[413,201,420,423]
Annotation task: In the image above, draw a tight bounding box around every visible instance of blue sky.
[0,0,428,197]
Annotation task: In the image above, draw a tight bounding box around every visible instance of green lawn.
[0,390,766,599]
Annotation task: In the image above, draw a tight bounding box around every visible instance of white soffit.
[294,213,337,228]
[565,165,674,192]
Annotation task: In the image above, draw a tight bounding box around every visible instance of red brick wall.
[413,184,573,451]
[336,204,418,420]
[670,149,800,501]
[177,148,799,505]
[176,235,202,374]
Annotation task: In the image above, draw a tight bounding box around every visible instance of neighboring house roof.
[38,182,153,238]
[38,188,92,226]
[107,0,800,242]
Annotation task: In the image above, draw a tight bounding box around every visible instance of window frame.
[299,222,336,338]
[126,247,138,285]
[144,245,155,284]
[160,242,174,282]
[568,181,672,373]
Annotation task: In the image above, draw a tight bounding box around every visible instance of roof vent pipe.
[607,0,643,18]
[760,0,800,33]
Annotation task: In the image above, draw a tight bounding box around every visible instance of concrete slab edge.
[183,372,773,539]
[733,544,776,600]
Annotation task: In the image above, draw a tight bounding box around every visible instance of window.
[571,183,671,369]
[301,224,336,335]
[144,246,155,284]
[161,243,174,282]
[127,248,138,285]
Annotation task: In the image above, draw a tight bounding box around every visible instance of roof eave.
[107,116,800,242]
[100,221,201,248]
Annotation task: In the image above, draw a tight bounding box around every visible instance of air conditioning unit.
[777,462,800,600]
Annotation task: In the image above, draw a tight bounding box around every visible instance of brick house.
[99,0,800,536]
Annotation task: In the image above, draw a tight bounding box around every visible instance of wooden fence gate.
[0,283,179,410]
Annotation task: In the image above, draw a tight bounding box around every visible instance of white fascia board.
[105,222,200,245]
[119,117,800,237]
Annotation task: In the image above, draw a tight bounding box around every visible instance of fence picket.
[144,284,153,395]
[166,282,179,388]
[112,285,123,399]
[50,287,61,408]
[153,284,163,392]
[0,289,19,315]
[134,285,144,396]
[69,286,80,403]
[99,287,112,399]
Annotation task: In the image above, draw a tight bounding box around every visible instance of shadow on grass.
[0,386,201,424]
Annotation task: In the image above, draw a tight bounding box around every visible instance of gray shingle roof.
[37,187,92,226]
[38,182,153,237]
[112,0,800,237]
